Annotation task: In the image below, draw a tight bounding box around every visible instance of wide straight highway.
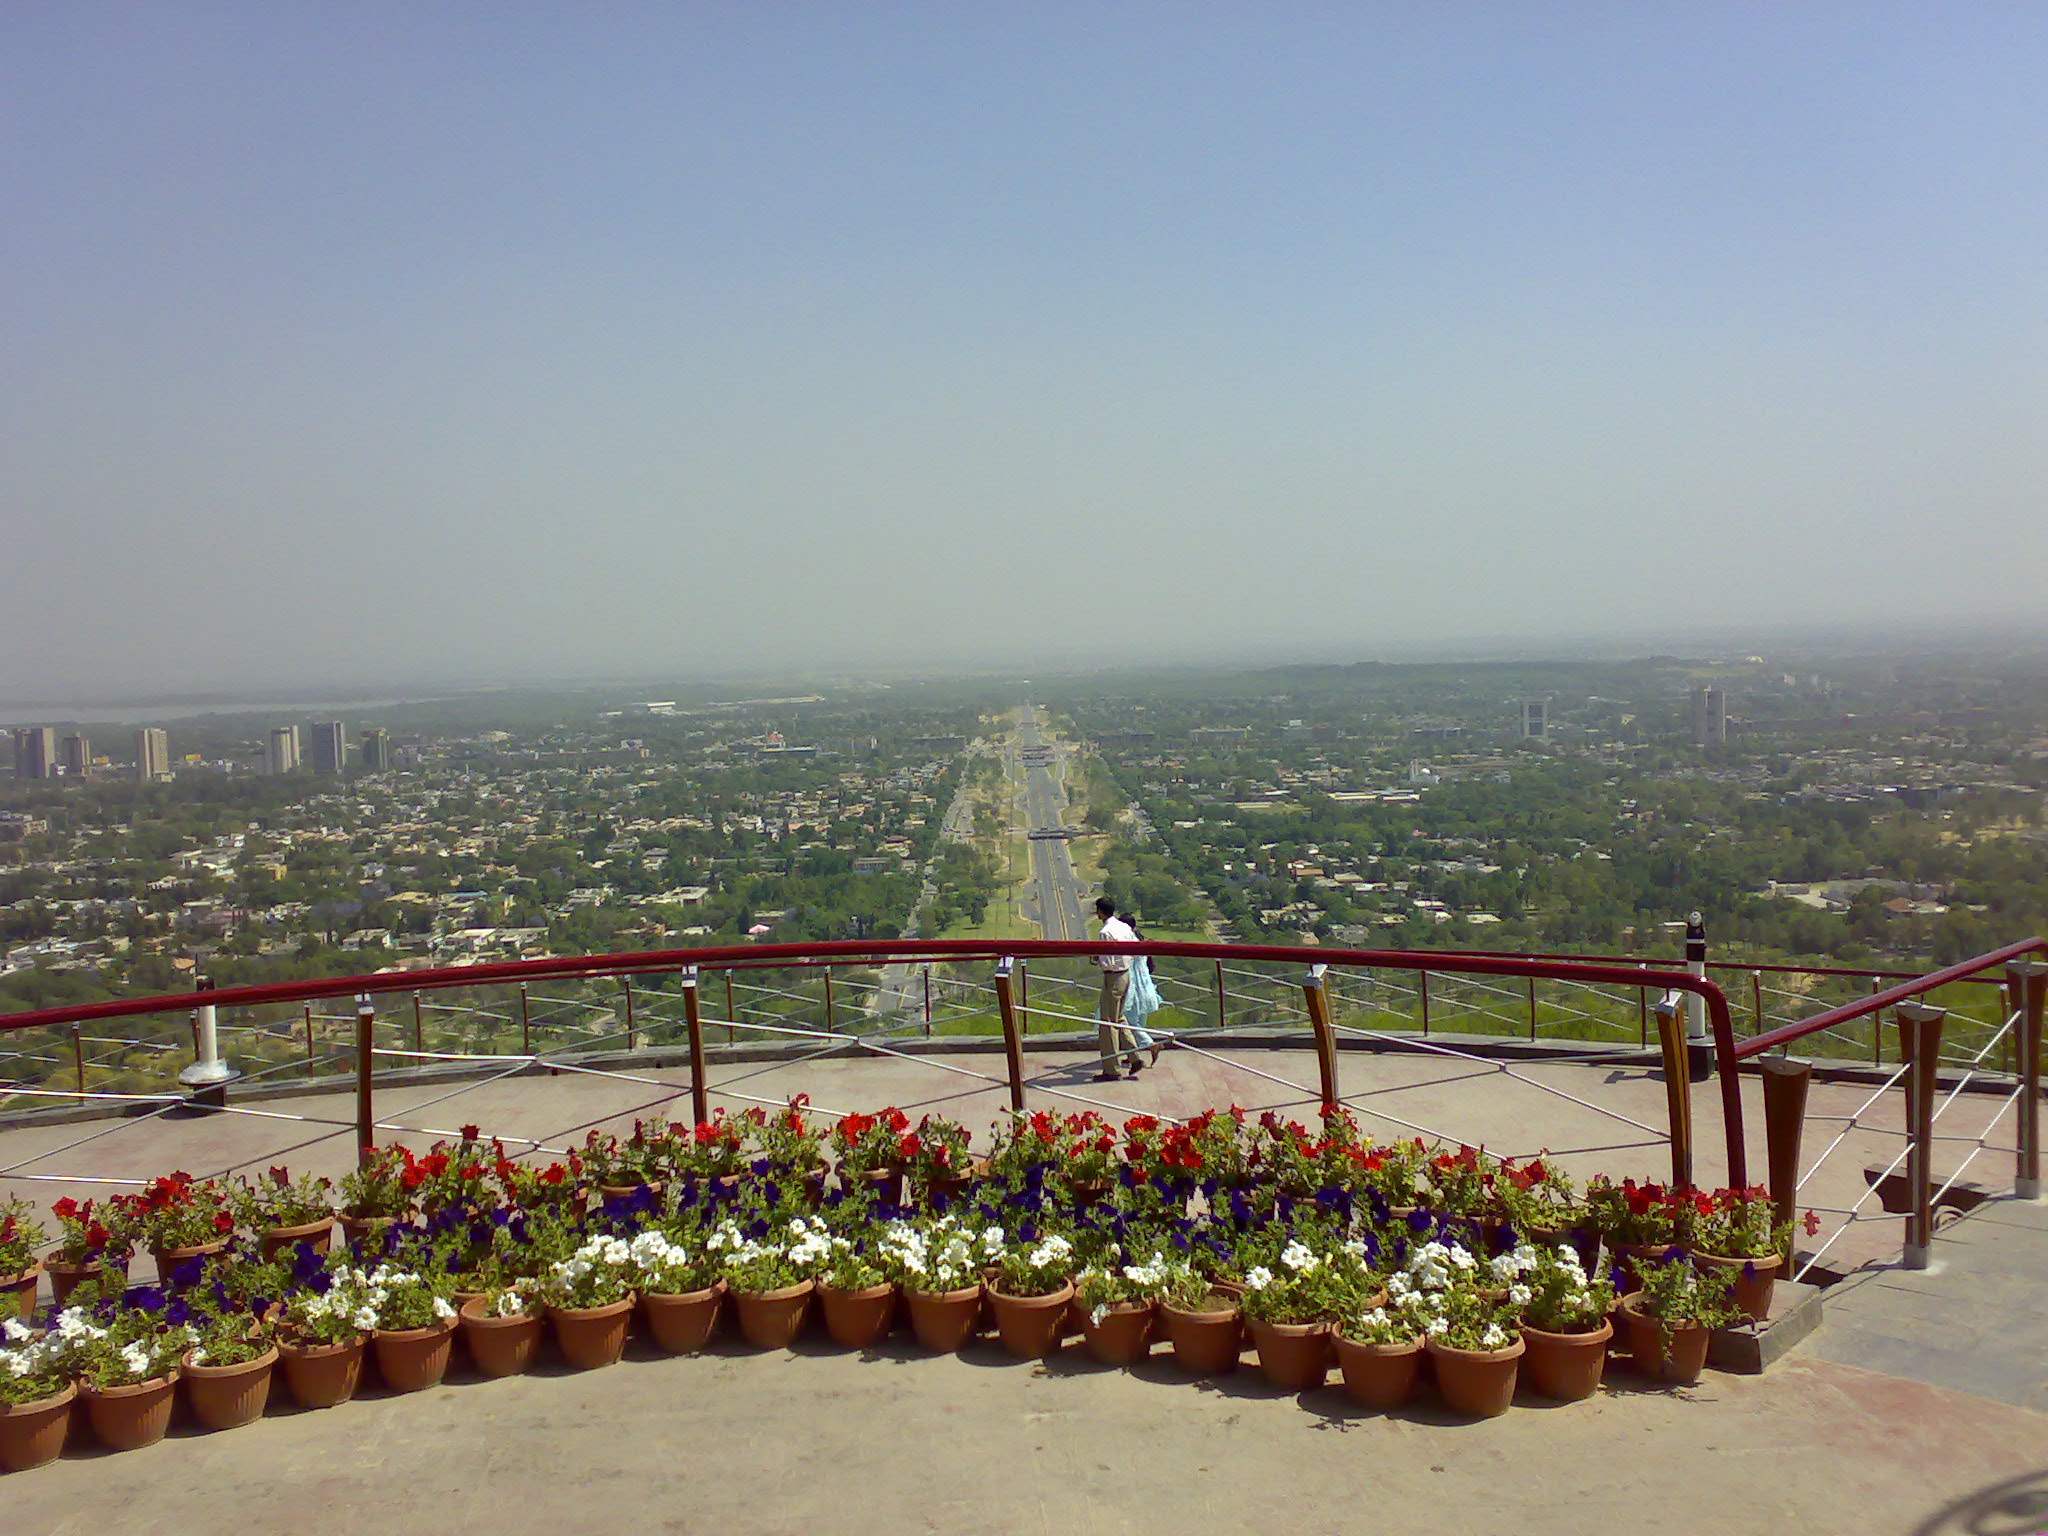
[1014,706,1090,941]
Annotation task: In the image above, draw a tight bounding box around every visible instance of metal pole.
[1751,970,1764,1036]
[1653,996,1694,1188]
[179,974,232,1097]
[823,968,835,1034]
[1638,966,1649,1046]
[681,966,707,1126]
[622,975,637,1049]
[1214,958,1226,1031]
[355,996,376,1170]
[1017,962,1028,1036]
[1684,912,1709,1044]
[1526,975,1539,1041]
[1896,1002,1945,1268]
[1419,970,1431,1036]
[412,992,424,1055]
[725,971,737,1043]
[1870,976,1884,1066]
[303,1004,315,1066]
[2010,959,2045,1200]
[71,1023,85,1097]
[1761,1057,1811,1269]
[518,983,531,1054]
[992,958,1025,1113]
[1302,964,1339,1112]
[922,964,932,1037]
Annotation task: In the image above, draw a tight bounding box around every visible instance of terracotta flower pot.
[47,1256,118,1308]
[1065,1178,1111,1206]
[83,1375,178,1451]
[988,1281,1074,1360]
[598,1180,663,1203]
[1610,1241,1677,1295]
[843,1165,904,1208]
[1247,1318,1331,1392]
[904,1284,983,1353]
[801,1163,831,1206]
[1518,1320,1613,1402]
[1080,1301,1154,1366]
[339,1214,401,1249]
[258,1217,335,1261]
[1160,1292,1242,1376]
[1691,1251,1779,1323]
[149,1239,229,1284]
[642,1285,724,1354]
[924,1161,984,1210]
[182,1345,278,1430]
[1426,1335,1524,1418]
[1619,1295,1711,1384]
[733,1282,815,1350]
[460,1298,544,1377]
[551,1297,635,1369]
[1334,1333,1424,1411]
[279,1335,365,1409]
[0,1264,38,1323]
[373,1321,455,1392]
[0,1381,76,1472]
[818,1281,897,1349]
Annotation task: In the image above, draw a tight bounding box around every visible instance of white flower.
[1508,1284,1532,1308]
[1480,1324,1508,1349]
[1244,1266,1275,1291]
[1279,1242,1319,1273]
[432,1297,457,1321]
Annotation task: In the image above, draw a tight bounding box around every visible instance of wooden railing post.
[680,966,707,1126]
[993,957,1025,1113]
[1761,1056,1811,1269]
[2008,959,2045,1200]
[1302,963,1339,1112]
[355,995,376,1170]
[1896,1001,1946,1269]
[1653,995,1694,1188]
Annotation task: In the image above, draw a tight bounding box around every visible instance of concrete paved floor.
[8,1325,2046,1536]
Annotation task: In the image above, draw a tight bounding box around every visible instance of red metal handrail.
[0,937,1749,1183]
[1732,936,2048,1062]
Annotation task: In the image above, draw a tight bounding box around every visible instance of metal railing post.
[1302,963,1339,1111]
[922,964,932,1037]
[993,958,1025,1113]
[355,995,376,1170]
[622,975,637,1050]
[1653,995,1695,1188]
[303,1004,315,1066]
[1526,975,1539,1040]
[2009,959,2045,1199]
[1419,970,1431,1036]
[680,966,707,1126]
[1637,966,1649,1046]
[725,971,737,1042]
[1761,1056,1811,1269]
[1017,962,1028,1035]
[1214,959,1226,1030]
[1896,1002,1945,1268]
[518,983,531,1054]
[412,992,424,1055]
[1870,976,1884,1066]
[1751,970,1764,1036]
[822,968,835,1035]
[70,1023,85,1097]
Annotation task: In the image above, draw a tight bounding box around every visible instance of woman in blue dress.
[1121,919,1166,1071]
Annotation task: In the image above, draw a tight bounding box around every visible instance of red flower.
[538,1165,566,1186]
[1802,1210,1822,1237]
[52,1197,79,1221]
[460,1124,481,1142]
[212,1211,235,1233]
[269,1165,292,1186]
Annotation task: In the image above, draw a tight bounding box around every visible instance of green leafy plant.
[1518,1245,1615,1334]
[231,1167,335,1229]
[0,1195,49,1275]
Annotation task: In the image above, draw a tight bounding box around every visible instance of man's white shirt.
[1096,915,1137,971]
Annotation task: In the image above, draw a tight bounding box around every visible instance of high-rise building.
[1690,686,1727,747]
[265,726,301,775]
[360,728,392,772]
[136,728,172,782]
[60,734,92,778]
[12,727,55,780]
[1518,698,1548,742]
[311,721,347,774]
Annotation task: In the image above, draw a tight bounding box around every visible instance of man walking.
[1092,896,1142,1081]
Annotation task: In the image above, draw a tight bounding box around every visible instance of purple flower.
[127,1285,166,1314]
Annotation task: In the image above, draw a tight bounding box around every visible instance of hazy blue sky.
[4,4,2044,696]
